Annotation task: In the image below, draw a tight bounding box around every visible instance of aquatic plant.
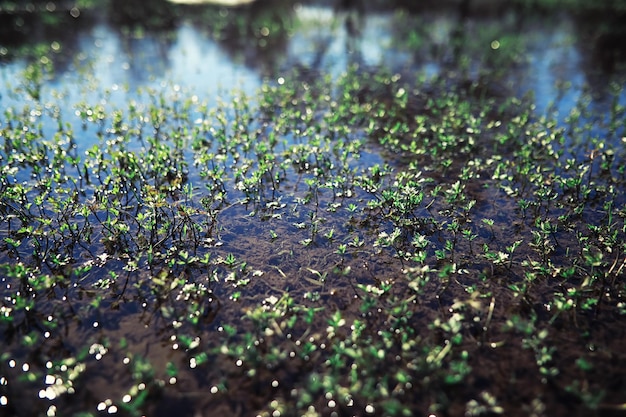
[1,2,626,416]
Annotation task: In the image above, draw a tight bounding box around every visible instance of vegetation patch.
[1,1,626,416]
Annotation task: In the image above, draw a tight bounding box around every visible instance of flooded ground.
[1,1,626,416]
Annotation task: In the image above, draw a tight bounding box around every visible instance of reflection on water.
[288,6,412,79]
[37,22,261,110]
[1,2,624,128]
[170,24,258,90]
[525,20,585,116]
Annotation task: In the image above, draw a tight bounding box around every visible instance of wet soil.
[1,1,626,416]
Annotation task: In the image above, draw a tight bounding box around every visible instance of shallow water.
[2,4,624,131]
[2,14,624,192]
[1,2,626,417]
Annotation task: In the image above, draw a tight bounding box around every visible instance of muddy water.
[1,2,626,417]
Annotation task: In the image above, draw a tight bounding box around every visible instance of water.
[2,4,624,152]
[1,2,625,416]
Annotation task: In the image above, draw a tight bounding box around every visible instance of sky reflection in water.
[1,5,624,127]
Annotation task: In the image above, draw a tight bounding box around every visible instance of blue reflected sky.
[50,22,261,105]
[1,4,624,148]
